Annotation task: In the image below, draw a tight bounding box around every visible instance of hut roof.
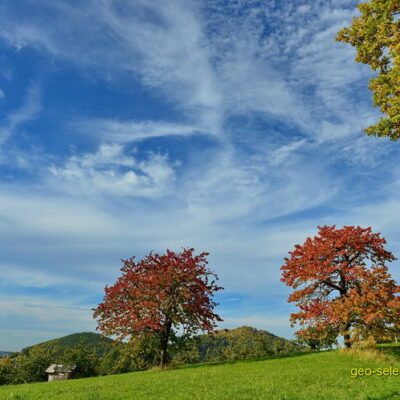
[45,364,76,374]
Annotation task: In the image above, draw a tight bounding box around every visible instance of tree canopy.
[93,248,223,367]
[336,0,400,140]
[281,225,400,348]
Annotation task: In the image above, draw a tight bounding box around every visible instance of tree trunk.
[343,322,352,349]
[339,283,352,349]
[159,320,172,368]
[343,332,352,349]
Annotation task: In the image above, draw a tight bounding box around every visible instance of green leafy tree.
[171,337,201,366]
[59,342,99,378]
[14,346,57,383]
[98,344,141,376]
[196,327,299,362]
[126,333,162,370]
[220,327,273,360]
[0,357,15,385]
[295,326,338,351]
[271,338,288,355]
[336,1,400,140]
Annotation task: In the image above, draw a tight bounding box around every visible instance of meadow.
[1,350,400,400]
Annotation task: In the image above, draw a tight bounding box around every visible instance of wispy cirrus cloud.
[0,0,378,154]
[0,0,223,133]
[0,0,363,139]
[0,82,41,145]
[0,295,95,350]
[47,143,177,198]
[74,119,203,143]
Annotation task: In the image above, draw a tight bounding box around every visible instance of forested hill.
[18,327,296,362]
[0,352,11,357]
[196,326,298,362]
[21,332,114,356]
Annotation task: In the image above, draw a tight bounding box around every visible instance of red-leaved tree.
[93,248,223,366]
[281,225,400,348]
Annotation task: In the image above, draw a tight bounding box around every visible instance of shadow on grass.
[377,344,400,360]
[176,350,325,370]
[378,347,400,360]
[366,390,400,400]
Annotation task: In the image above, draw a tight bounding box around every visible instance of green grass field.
[1,350,400,400]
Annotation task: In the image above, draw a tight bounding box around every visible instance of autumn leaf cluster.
[281,225,400,346]
[93,248,223,341]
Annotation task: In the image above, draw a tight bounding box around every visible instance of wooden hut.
[45,364,76,382]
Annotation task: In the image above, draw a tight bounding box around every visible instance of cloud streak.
[0,82,41,146]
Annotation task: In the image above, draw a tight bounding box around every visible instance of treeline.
[0,327,313,385]
[196,326,301,362]
[0,344,99,385]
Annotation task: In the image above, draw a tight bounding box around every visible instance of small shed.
[45,364,76,382]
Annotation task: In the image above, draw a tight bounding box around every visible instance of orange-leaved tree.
[281,225,400,348]
[93,248,223,367]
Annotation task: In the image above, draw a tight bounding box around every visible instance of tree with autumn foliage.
[336,1,400,140]
[281,225,400,348]
[93,248,223,367]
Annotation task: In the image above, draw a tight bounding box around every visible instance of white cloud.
[0,296,92,324]
[0,83,41,147]
[0,0,376,144]
[0,295,95,351]
[0,262,104,290]
[48,143,177,198]
[0,0,223,133]
[75,119,203,143]
[0,329,76,352]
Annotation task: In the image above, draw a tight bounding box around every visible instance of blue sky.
[1,0,399,351]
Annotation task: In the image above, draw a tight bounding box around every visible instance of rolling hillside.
[21,332,114,356]
[0,350,398,400]
[18,327,296,362]
[196,326,299,361]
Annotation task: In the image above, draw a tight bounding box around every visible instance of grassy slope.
[1,350,400,400]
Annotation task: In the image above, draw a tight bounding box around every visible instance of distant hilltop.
[17,327,296,361]
[0,351,11,357]
[21,332,114,356]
